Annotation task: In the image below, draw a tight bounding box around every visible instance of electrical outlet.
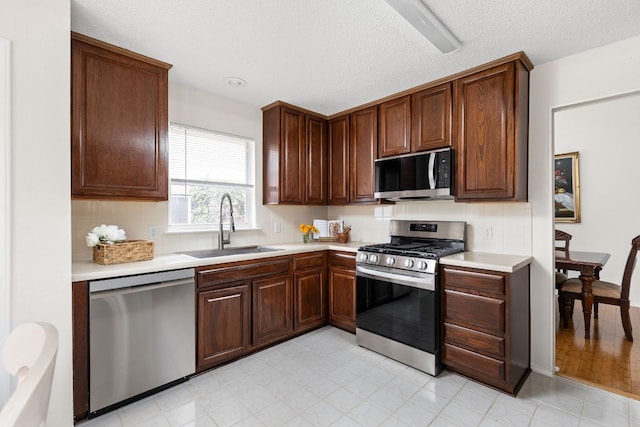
[274,222,281,233]
[482,226,493,240]
[148,226,158,240]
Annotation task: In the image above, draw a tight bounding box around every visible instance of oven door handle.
[356,265,435,291]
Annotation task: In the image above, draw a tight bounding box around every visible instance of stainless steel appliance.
[356,220,466,375]
[374,147,454,201]
[89,268,195,417]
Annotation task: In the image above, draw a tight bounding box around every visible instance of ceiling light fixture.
[224,76,247,88]
[385,0,461,54]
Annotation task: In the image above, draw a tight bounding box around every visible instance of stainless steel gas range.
[356,219,466,376]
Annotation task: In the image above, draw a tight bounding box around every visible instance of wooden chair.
[0,322,58,427]
[555,230,572,288]
[560,235,640,341]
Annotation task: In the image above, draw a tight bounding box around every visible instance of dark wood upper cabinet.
[349,106,378,204]
[328,115,350,205]
[71,32,171,200]
[263,102,327,205]
[454,57,530,201]
[305,115,327,204]
[378,95,411,157]
[411,82,452,152]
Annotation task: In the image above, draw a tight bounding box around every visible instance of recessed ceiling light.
[224,76,247,88]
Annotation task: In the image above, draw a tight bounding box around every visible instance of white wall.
[554,93,640,304]
[529,34,640,376]
[1,1,73,425]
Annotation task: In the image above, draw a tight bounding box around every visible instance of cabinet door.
[349,106,378,204]
[328,267,356,333]
[411,83,452,151]
[305,115,327,204]
[455,62,521,200]
[280,107,306,203]
[328,115,350,204]
[252,274,293,346]
[294,268,327,332]
[197,284,251,370]
[71,34,170,200]
[378,95,411,157]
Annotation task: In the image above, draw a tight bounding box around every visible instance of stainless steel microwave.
[374,148,454,201]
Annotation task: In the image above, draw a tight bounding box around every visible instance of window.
[169,123,255,229]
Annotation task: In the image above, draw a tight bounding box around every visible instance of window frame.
[167,122,256,231]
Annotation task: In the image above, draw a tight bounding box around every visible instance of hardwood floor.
[556,300,640,399]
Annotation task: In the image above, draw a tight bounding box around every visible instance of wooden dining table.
[555,250,611,338]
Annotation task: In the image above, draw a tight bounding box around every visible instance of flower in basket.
[299,223,319,243]
[86,224,127,247]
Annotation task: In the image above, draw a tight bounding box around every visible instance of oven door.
[356,264,439,355]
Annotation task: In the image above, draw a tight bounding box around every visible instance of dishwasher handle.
[90,277,194,300]
[89,268,194,293]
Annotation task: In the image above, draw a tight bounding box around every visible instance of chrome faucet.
[218,193,235,249]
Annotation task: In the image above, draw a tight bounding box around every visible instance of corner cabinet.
[262,102,327,205]
[441,264,530,394]
[71,32,171,200]
[454,54,532,201]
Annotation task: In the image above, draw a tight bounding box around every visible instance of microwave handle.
[428,152,436,189]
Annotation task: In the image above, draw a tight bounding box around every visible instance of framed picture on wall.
[554,151,581,223]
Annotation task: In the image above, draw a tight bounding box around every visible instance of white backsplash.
[73,199,532,260]
[328,200,532,254]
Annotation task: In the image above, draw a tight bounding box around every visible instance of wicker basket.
[92,240,154,265]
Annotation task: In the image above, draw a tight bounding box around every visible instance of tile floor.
[78,326,640,427]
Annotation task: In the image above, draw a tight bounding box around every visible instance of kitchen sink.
[179,245,283,259]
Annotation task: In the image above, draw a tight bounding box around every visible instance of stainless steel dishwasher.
[89,268,195,417]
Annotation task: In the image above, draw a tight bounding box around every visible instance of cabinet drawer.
[198,256,290,289]
[443,267,505,295]
[328,251,356,270]
[444,289,505,335]
[443,343,505,381]
[293,252,325,271]
[444,323,505,359]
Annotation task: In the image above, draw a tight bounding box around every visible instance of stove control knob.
[404,259,414,268]
[417,261,428,270]
[369,254,379,263]
[358,253,368,262]
[386,256,396,266]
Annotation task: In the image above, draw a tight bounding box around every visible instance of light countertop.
[73,243,533,282]
[440,251,532,273]
[72,242,365,282]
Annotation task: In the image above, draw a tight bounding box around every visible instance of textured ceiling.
[71,0,640,115]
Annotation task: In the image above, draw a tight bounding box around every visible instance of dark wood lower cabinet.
[197,284,251,371]
[72,281,89,422]
[328,251,357,333]
[252,274,293,346]
[441,264,530,394]
[294,269,326,331]
[293,252,327,333]
[74,250,358,419]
